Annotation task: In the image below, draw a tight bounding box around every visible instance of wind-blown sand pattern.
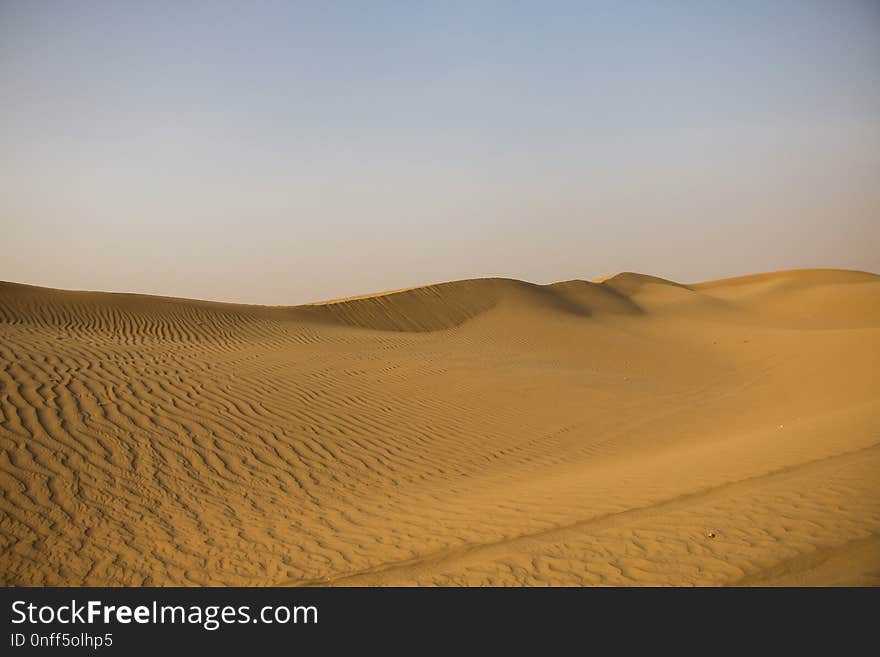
[1,269,878,586]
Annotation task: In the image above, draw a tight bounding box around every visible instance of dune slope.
[1,269,878,586]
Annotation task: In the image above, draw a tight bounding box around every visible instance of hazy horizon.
[3,1,879,305]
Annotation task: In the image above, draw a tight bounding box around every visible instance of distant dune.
[1,269,879,585]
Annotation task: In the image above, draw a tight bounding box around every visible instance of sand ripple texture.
[1,269,879,585]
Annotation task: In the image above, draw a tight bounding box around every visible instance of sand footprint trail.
[1,269,878,585]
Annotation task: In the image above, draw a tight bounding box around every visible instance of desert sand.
[0,268,878,586]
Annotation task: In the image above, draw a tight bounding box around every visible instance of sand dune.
[1,269,878,586]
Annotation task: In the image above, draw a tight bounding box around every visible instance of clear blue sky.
[2,1,878,303]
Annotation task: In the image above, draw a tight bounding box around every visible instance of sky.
[2,1,879,304]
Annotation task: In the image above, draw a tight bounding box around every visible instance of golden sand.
[1,269,878,585]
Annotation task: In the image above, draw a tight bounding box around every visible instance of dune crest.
[1,269,878,585]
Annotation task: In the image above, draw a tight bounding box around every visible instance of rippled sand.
[1,269,878,585]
